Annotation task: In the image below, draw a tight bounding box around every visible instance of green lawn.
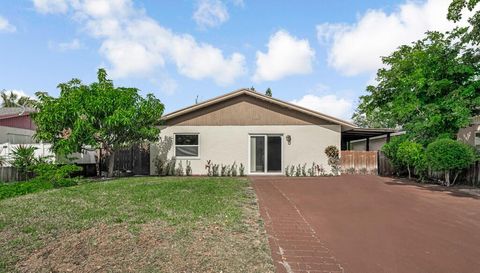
[0,177,273,273]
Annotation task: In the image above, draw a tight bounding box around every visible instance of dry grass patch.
[0,177,273,273]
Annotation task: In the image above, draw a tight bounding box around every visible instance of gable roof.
[162,88,357,129]
[0,107,36,120]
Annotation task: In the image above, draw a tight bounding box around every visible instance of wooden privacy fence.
[0,167,19,182]
[340,151,378,174]
[103,144,150,176]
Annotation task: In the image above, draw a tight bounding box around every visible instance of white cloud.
[50,38,84,51]
[230,0,244,7]
[0,16,16,33]
[32,0,246,85]
[317,0,464,76]
[193,0,229,28]
[291,94,353,121]
[32,0,68,14]
[254,30,315,82]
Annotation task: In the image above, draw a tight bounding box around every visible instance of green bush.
[33,163,82,188]
[381,135,408,174]
[425,139,476,186]
[397,141,424,180]
[0,180,52,200]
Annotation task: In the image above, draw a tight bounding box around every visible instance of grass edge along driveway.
[0,176,274,273]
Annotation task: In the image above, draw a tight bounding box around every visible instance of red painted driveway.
[252,175,480,273]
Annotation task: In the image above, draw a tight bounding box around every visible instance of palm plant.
[10,145,38,180]
[0,90,36,107]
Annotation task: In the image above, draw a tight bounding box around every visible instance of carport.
[341,128,396,151]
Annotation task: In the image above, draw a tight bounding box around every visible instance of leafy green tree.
[265,88,272,97]
[448,0,480,44]
[33,69,165,177]
[381,135,408,174]
[425,138,476,186]
[397,141,424,180]
[353,30,480,144]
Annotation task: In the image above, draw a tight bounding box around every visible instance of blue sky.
[0,0,460,119]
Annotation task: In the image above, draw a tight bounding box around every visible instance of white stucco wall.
[0,126,36,144]
[150,125,341,175]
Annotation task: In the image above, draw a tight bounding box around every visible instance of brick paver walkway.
[253,177,344,273]
[252,175,480,273]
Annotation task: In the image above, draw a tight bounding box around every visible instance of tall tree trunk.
[407,165,411,180]
[108,150,115,177]
[445,171,450,187]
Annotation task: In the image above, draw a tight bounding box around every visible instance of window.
[175,134,199,157]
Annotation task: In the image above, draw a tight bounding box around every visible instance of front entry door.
[250,135,282,174]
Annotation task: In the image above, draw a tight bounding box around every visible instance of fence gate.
[107,144,150,175]
[340,151,378,174]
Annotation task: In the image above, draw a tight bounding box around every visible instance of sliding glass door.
[250,135,282,174]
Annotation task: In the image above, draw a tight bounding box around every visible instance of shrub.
[295,164,301,176]
[231,162,237,176]
[397,141,424,180]
[239,163,245,176]
[33,163,81,188]
[154,156,166,176]
[168,158,176,176]
[301,163,307,176]
[0,180,52,200]
[317,164,326,176]
[381,135,407,174]
[285,165,290,176]
[426,139,476,186]
[175,161,184,176]
[324,145,340,175]
[205,160,213,176]
[212,164,219,176]
[220,165,227,176]
[185,160,192,176]
[10,145,38,180]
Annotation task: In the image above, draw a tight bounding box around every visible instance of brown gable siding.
[166,94,335,126]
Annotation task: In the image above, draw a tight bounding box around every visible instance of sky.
[0,0,464,120]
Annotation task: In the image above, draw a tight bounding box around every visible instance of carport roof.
[342,127,397,142]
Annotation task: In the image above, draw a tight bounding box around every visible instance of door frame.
[247,134,284,175]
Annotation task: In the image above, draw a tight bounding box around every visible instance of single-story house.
[150,88,393,175]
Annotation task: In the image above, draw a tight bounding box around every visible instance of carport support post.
[366,137,370,151]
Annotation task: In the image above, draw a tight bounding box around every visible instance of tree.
[448,0,480,44]
[425,138,476,186]
[265,88,272,97]
[33,69,165,177]
[381,135,408,174]
[397,141,424,180]
[353,30,480,144]
[0,90,36,107]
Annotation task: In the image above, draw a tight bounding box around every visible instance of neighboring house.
[350,116,480,151]
[0,107,36,144]
[0,107,96,171]
[151,88,392,176]
[458,116,480,151]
